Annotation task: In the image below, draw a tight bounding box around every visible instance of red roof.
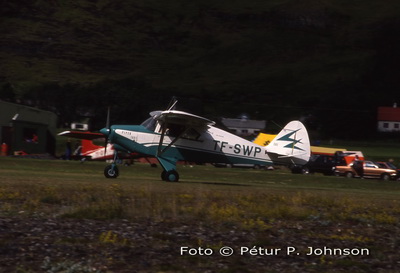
[377,107,400,121]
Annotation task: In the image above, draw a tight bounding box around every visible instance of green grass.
[1,156,400,220]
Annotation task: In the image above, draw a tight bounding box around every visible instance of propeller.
[104,106,111,155]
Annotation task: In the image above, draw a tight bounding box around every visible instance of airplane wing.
[156,110,215,128]
[153,110,215,157]
[58,131,105,140]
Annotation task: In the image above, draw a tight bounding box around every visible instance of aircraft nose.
[100,128,110,136]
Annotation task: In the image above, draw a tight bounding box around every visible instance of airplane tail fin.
[81,139,102,154]
[266,120,310,166]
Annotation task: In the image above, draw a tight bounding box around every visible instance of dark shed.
[0,101,57,155]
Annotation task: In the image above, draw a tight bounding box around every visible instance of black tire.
[104,165,119,178]
[381,173,391,181]
[345,172,354,178]
[161,170,179,182]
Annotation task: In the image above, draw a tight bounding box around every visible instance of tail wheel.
[161,170,179,182]
[104,165,119,178]
[301,167,309,175]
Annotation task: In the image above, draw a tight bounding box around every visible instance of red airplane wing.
[58,131,104,140]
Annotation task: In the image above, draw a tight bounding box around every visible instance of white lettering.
[286,246,297,255]
[180,247,213,256]
[240,246,281,256]
[306,246,370,256]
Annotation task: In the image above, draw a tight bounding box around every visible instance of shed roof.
[221,118,266,129]
[0,101,57,133]
[377,107,400,122]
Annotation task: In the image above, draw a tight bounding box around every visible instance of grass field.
[1,157,400,272]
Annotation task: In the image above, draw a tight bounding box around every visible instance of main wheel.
[104,165,119,178]
[161,170,179,182]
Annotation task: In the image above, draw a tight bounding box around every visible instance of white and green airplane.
[100,103,310,182]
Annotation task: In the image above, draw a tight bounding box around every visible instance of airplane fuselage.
[107,125,272,166]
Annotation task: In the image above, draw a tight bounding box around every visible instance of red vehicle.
[334,160,397,180]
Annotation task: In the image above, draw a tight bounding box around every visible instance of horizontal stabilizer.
[277,152,309,159]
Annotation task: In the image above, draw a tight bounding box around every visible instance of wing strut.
[157,125,190,157]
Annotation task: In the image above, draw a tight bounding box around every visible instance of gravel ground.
[0,216,399,272]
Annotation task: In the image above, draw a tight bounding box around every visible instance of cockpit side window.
[182,128,200,141]
[165,124,185,137]
[165,125,201,141]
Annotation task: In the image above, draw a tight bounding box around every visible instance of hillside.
[1,1,400,137]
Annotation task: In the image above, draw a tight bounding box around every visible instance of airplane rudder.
[266,120,310,156]
[292,120,311,163]
[268,120,306,144]
[81,139,101,153]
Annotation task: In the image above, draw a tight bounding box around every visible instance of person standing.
[352,155,364,178]
[65,139,72,160]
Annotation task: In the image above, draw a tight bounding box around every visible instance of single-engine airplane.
[100,100,310,182]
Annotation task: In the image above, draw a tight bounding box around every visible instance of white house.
[221,115,266,137]
[377,104,400,132]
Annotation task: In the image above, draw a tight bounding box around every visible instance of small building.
[71,118,90,131]
[0,101,57,155]
[221,115,266,137]
[377,104,400,132]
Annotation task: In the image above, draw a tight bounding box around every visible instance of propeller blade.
[104,106,111,155]
[104,137,108,156]
[106,106,110,129]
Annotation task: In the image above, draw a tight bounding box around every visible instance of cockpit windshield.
[141,111,162,132]
[141,116,157,131]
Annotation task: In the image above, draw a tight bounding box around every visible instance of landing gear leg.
[104,151,119,178]
[157,157,179,182]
